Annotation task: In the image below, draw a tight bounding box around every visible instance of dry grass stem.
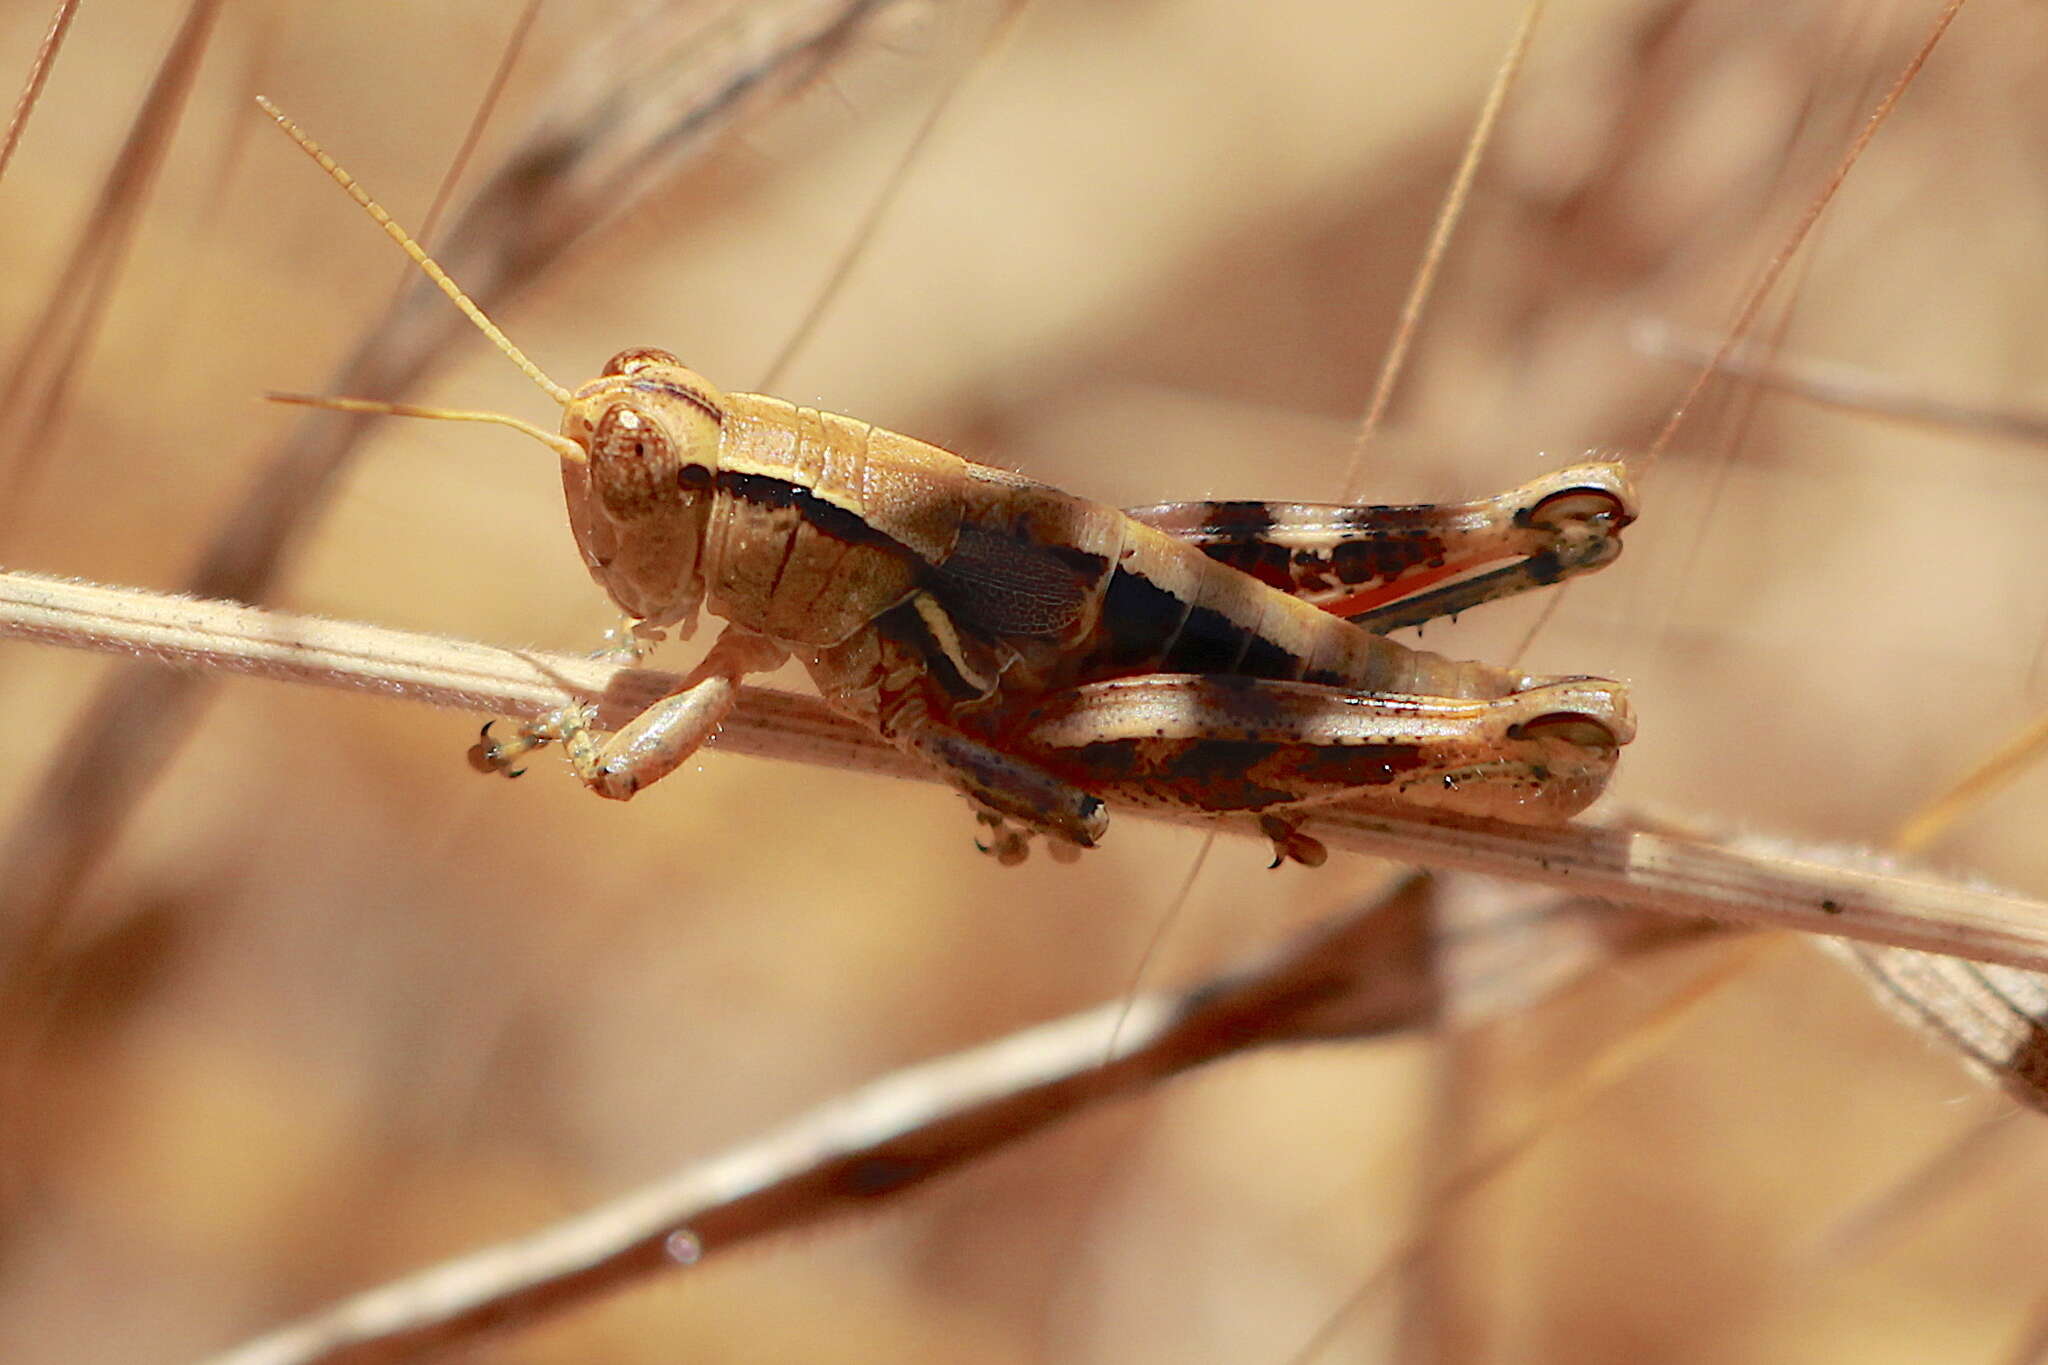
[0,0,223,527]
[0,0,81,187]
[198,876,1709,1365]
[1637,320,2048,447]
[1644,0,1971,460]
[1342,0,1543,492]
[3,566,2042,972]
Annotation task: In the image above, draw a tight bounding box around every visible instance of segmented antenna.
[265,392,586,464]
[255,95,572,408]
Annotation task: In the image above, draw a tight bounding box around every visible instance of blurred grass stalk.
[200,873,1717,1365]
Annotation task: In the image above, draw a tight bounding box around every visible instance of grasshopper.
[262,100,1636,866]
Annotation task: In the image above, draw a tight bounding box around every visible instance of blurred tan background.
[2,0,2047,1360]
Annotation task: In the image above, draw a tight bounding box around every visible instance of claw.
[469,718,547,779]
[466,722,503,776]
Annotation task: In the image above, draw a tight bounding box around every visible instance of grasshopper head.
[251,103,724,635]
[559,349,726,631]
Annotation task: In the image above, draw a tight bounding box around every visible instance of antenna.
[265,392,586,464]
[255,95,572,409]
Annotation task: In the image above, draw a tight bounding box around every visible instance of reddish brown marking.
[604,346,681,375]
[1041,736,1430,812]
[1315,562,1465,618]
[1203,541,1296,591]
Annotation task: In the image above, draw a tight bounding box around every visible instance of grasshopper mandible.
[261,99,1636,867]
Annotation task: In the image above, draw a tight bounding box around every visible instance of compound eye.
[604,347,681,377]
[590,404,678,517]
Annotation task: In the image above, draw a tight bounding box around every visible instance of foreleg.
[473,623,787,800]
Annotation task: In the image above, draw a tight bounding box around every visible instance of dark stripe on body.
[1096,567,1193,667]
[1162,602,1253,673]
[713,469,903,553]
[1096,564,1315,681]
[1235,629,1307,681]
